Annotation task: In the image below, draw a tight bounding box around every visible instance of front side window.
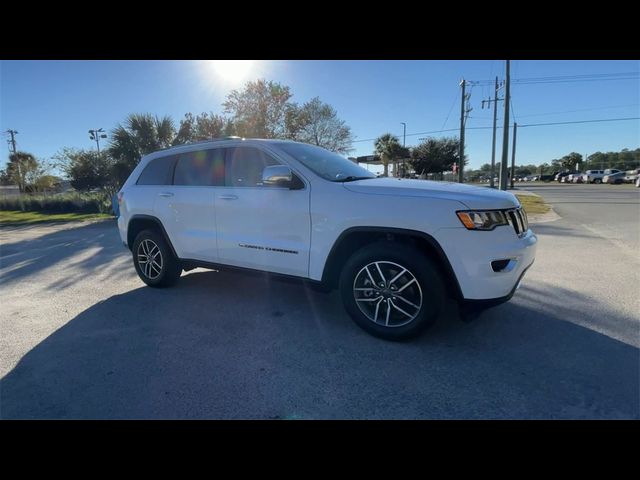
[225,147,280,187]
[136,155,177,185]
[174,149,225,186]
[276,142,375,182]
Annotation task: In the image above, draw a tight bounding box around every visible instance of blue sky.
[1,60,638,174]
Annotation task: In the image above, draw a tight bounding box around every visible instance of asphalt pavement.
[1,183,638,419]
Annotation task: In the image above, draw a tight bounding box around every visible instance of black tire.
[339,241,445,341]
[594,178,602,184]
[132,229,182,288]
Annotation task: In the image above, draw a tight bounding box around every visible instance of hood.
[342,178,520,210]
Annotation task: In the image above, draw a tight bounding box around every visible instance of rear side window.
[225,147,280,187]
[174,149,225,186]
[136,155,177,185]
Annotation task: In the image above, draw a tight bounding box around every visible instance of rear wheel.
[132,229,181,287]
[594,178,602,184]
[339,242,445,341]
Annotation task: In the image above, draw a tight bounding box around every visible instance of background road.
[1,184,638,419]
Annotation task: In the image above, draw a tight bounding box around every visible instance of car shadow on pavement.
[0,221,131,288]
[2,269,638,420]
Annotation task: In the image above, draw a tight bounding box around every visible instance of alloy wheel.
[137,239,163,280]
[353,261,423,327]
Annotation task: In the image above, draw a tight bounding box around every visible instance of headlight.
[456,210,509,230]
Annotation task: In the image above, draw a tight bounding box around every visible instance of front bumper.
[434,225,538,301]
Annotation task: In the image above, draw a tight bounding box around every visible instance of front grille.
[506,207,528,236]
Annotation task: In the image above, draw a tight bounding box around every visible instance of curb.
[513,190,561,223]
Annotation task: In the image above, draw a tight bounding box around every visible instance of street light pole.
[400,122,406,177]
[89,128,107,155]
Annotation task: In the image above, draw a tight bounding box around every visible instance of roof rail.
[158,136,245,152]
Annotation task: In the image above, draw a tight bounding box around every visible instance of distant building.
[0,185,20,198]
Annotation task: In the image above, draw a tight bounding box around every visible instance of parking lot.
[1,183,638,419]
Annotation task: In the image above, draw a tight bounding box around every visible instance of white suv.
[583,169,621,184]
[117,138,537,340]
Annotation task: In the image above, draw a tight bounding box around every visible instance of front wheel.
[339,242,445,341]
[594,178,602,184]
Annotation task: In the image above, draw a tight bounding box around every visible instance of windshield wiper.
[333,176,374,182]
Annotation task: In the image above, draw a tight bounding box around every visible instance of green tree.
[6,151,39,192]
[108,113,176,185]
[374,133,405,177]
[515,164,538,176]
[172,112,233,145]
[0,168,11,185]
[559,152,583,170]
[409,137,462,177]
[33,175,62,192]
[285,97,354,153]
[223,79,292,138]
[54,148,114,191]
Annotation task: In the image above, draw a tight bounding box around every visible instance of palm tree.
[374,133,403,177]
[109,113,176,172]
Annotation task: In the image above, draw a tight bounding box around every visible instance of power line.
[463,116,640,130]
[515,77,639,85]
[440,89,459,130]
[353,128,460,144]
[512,103,640,119]
[353,117,639,145]
[518,117,640,128]
[468,72,639,86]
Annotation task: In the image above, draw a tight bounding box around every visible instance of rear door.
[214,145,311,277]
[154,148,223,262]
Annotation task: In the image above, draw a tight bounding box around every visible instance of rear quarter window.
[136,155,177,185]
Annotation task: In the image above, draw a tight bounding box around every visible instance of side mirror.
[262,165,293,188]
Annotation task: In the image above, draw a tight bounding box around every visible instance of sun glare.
[207,60,255,84]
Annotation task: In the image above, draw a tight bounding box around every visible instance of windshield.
[277,142,376,182]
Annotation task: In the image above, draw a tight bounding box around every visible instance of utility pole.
[482,78,503,188]
[510,122,517,189]
[499,60,511,190]
[458,79,472,183]
[6,129,23,191]
[6,129,18,154]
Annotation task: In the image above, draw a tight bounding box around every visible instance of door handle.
[219,194,238,200]
[159,192,174,198]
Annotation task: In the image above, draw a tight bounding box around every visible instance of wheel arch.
[127,214,178,258]
[321,226,463,300]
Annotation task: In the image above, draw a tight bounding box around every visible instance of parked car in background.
[623,169,640,184]
[636,176,640,187]
[539,172,558,182]
[582,170,606,184]
[565,172,583,183]
[603,171,626,184]
[556,171,578,182]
